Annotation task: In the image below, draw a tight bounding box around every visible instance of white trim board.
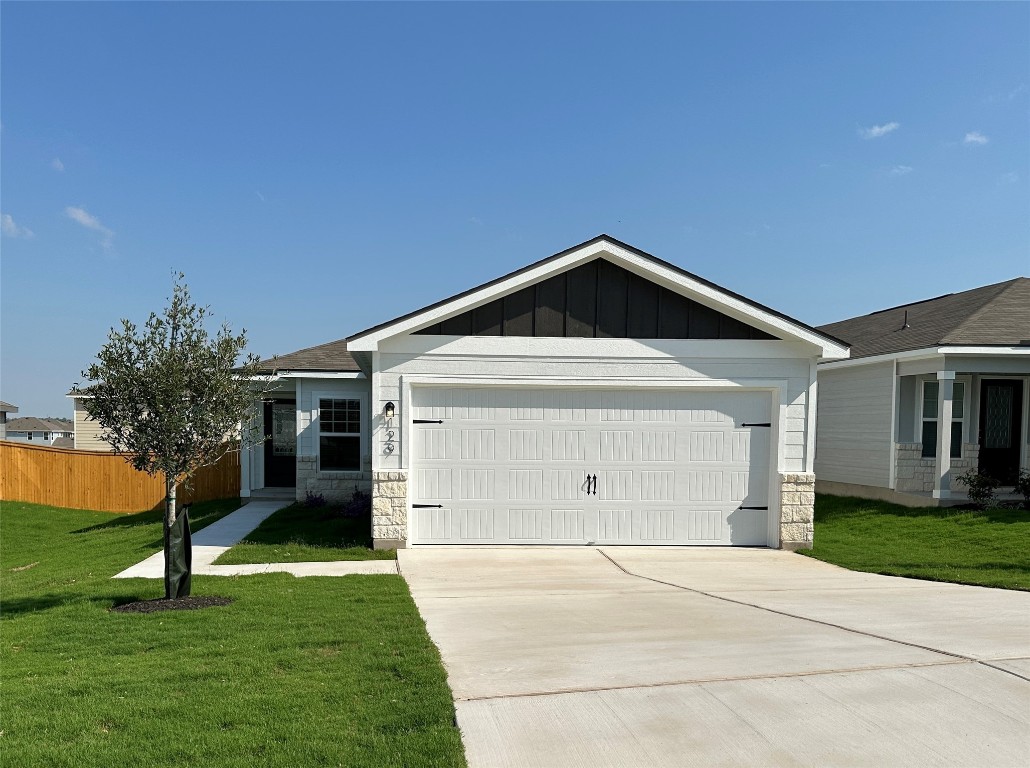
[348,238,849,359]
[819,346,1030,371]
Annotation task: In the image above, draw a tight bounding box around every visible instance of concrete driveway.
[398,547,1030,768]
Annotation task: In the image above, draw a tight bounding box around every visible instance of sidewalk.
[113,500,397,578]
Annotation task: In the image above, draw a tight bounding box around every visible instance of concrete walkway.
[113,500,397,578]
[399,547,1030,768]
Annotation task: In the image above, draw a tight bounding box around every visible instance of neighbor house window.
[318,398,361,471]
[921,381,964,459]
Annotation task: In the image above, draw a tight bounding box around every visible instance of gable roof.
[254,338,360,374]
[346,235,849,356]
[7,417,74,433]
[816,277,1030,360]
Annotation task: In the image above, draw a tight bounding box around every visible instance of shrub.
[304,491,327,508]
[1014,469,1030,510]
[956,469,1000,511]
[339,488,371,519]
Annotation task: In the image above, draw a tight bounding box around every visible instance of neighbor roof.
[7,417,74,433]
[254,338,360,373]
[816,277,1030,360]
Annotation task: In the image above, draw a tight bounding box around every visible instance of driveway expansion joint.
[596,548,975,663]
[455,658,975,703]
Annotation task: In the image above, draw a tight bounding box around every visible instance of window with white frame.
[921,381,964,459]
[318,398,361,471]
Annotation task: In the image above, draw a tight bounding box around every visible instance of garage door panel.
[460,429,495,460]
[551,430,587,461]
[598,470,633,500]
[509,429,544,460]
[411,387,772,546]
[641,430,676,461]
[600,430,634,461]
[552,470,589,500]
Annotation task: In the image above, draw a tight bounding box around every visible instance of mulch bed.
[111,596,233,614]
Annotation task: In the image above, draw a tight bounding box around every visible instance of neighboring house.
[0,400,17,440]
[243,235,849,550]
[814,278,1030,506]
[5,417,75,445]
[67,393,114,451]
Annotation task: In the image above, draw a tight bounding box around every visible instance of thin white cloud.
[888,165,914,176]
[50,157,65,172]
[1,213,34,239]
[65,205,114,248]
[1000,171,1019,184]
[859,122,900,139]
[964,131,989,145]
[254,190,266,202]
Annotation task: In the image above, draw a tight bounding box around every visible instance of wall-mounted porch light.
[384,401,395,419]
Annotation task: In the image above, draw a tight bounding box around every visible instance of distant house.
[5,417,75,445]
[67,393,114,451]
[0,400,17,440]
[814,278,1029,506]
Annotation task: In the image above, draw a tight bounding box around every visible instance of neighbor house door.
[978,380,1023,485]
[263,400,297,487]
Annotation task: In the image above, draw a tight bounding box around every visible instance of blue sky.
[2,2,1028,417]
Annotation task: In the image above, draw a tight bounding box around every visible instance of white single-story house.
[243,235,849,549]
[4,416,74,445]
[814,278,1030,506]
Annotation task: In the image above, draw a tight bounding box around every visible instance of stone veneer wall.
[894,443,980,494]
[780,473,815,550]
[295,455,372,502]
[372,471,408,549]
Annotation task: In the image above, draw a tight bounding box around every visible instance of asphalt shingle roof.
[254,338,360,373]
[6,417,74,433]
[816,277,1030,360]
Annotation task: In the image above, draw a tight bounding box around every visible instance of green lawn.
[0,501,465,768]
[213,502,396,564]
[801,494,1030,591]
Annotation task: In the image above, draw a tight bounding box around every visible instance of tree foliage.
[75,275,267,483]
[73,275,273,598]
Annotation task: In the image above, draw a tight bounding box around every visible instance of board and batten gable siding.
[814,362,895,487]
[72,398,113,451]
[370,337,816,475]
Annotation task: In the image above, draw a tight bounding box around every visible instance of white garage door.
[409,387,772,546]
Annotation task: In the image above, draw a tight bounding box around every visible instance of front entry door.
[264,400,297,487]
[978,380,1023,485]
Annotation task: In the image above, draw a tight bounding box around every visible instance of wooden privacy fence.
[0,441,240,513]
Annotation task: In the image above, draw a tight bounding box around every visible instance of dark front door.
[978,380,1023,485]
[264,400,296,487]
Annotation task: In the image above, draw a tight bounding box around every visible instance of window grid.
[920,381,964,459]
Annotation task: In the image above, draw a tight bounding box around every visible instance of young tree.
[74,275,271,599]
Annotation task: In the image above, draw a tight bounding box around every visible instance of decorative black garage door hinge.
[413,504,443,509]
[413,419,444,424]
[737,506,769,511]
[742,422,771,427]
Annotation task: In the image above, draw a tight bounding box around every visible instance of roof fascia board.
[348,237,849,358]
[819,345,1030,371]
[273,366,366,374]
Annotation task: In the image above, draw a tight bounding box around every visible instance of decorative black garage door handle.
[742,422,771,427]
[413,504,443,508]
[413,419,444,424]
[737,506,769,510]
[590,474,598,495]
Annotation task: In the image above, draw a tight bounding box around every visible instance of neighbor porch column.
[933,371,956,499]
